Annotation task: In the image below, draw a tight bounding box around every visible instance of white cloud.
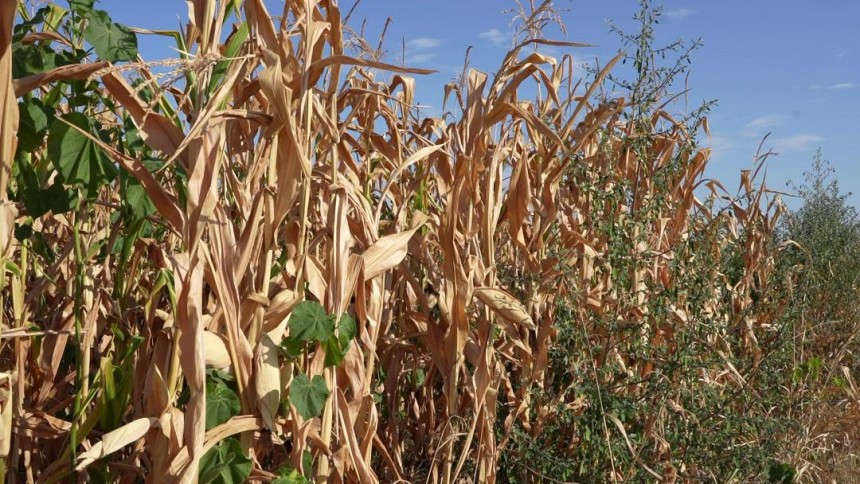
[405,53,436,64]
[835,47,852,58]
[407,38,441,50]
[744,114,790,129]
[479,28,509,46]
[666,8,693,20]
[708,135,735,160]
[772,134,824,152]
[831,83,857,89]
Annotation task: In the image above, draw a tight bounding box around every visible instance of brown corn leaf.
[473,287,535,330]
[13,62,108,96]
[361,214,428,280]
[75,418,157,471]
[203,331,231,370]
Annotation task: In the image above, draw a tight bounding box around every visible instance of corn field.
[1,0,858,482]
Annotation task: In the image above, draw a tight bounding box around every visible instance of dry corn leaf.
[75,418,157,471]
[473,287,535,330]
[361,215,428,280]
[13,62,108,96]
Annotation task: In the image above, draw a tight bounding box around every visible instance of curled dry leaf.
[473,287,535,330]
[75,418,157,471]
[361,214,428,280]
[203,331,231,370]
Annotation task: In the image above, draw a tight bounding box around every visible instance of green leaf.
[273,467,311,484]
[208,22,249,94]
[301,450,313,478]
[289,374,329,419]
[47,112,117,198]
[17,99,53,152]
[198,438,252,484]
[16,159,51,218]
[4,260,22,277]
[14,224,33,241]
[83,10,138,62]
[338,313,357,341]
[206,380,240,431]
[46,182,80,214]
[768,460,796,483]
[289,301,334,343]
[322,314,357,367]
[280,337,304,359]
[124,182,155,219]
[412,368,426,387]
[12,42,57,78]
[68,0,95,12]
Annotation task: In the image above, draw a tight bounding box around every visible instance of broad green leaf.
[17,99,52,152]
[198,438,251,484]
[289,374,329,419]
[16,159,51,218]
[119,157,159,220]
[301,451,313,478]
[12,42,57,77]
[280,337,304,359]
[124,183,155,219]
[83,10,138,62]
[322,314,357,367]
[47,112,117,198]
[46,182,80,214]
[205,380,240,431]
[338,313,357,341]
[14,224,33,241]
[322,337,346,367]
[273,467,311,484]
[68,0,95,12]
[289,301,334,343]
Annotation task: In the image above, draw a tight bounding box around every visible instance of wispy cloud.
[772,134,824,152]
[666,8,693,20]
[708,135,735,160]
[407,38,442,50]
[405,53,436,64]
[745,114,790,129]
[831,83,857,89]
[479,28,510,46]
[835,47,852,59]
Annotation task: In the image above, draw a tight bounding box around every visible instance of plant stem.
[70,214,85,479]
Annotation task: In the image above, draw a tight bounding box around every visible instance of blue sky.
[102,0,860,206]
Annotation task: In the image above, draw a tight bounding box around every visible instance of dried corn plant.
[0,0,852,482]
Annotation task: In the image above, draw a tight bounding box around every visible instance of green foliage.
[780,149,860,321]
[47,112,117,198]
[283,301,357,367]
[198,438,252,484]
[322,314,357,367]
[82,9,139,62]
[289,374,330,420]
[768,460,797,483]
[288,301,334,343]
[205,378,241,430]
[16,99,53,152]
[273,467,312,484]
